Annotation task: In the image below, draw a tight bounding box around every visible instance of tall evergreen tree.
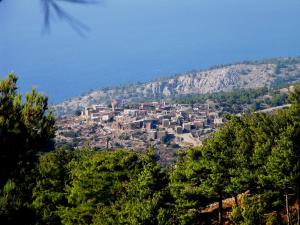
[0,74,55,224]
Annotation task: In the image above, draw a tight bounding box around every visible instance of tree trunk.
[218,193,224,225]
[297,187,300,225]
[286,193,291,225]
[234,194,238,207]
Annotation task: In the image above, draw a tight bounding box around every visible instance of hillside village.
[55,100,225,163]
[54,58,300,164]
[55,81,296,165]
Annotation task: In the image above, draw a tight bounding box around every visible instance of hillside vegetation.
[172,86,291,114]
[1,74,300,224]
[54,56,300,116]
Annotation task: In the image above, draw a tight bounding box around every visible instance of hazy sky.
[1,0,300,103]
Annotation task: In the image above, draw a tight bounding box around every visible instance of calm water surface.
[1,0,300,103]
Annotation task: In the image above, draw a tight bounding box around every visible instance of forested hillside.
[1,74,300,224]
[171,87,290,114]
[54,57,300,116]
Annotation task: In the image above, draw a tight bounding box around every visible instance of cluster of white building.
[80,101,224,145]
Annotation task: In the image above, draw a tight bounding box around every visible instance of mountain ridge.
[54,56,300,116]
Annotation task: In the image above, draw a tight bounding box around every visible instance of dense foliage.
[0,74,55,224]
[31,147,172,225]
[170,104,300,224]
[1,74,300,224]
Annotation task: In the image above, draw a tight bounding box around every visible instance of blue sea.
[1,0,300,103]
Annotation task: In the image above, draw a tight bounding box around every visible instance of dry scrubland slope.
[54,57,300,116]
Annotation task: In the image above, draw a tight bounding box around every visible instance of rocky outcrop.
[53,57,300,116]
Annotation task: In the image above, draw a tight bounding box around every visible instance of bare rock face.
[53,58,300,116]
